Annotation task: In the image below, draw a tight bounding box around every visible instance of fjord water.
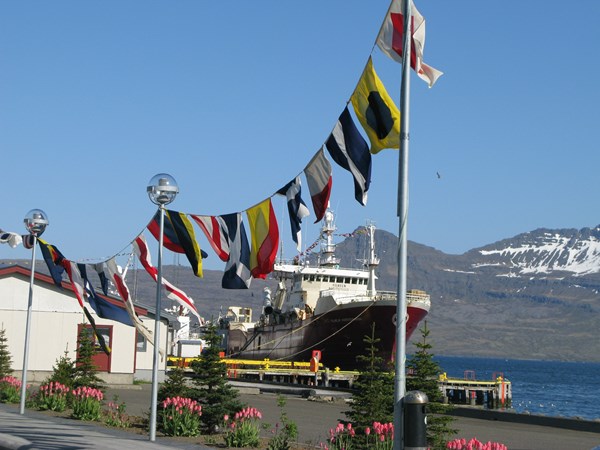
[434,356,600,421]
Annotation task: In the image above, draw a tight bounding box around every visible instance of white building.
[0,264,172,384]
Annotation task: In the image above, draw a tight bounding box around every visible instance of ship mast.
[319,210,340,267]
[366,222,379,296]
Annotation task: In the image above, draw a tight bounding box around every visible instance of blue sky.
[2,1,600,271]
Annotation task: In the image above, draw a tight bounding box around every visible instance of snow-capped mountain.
[470,226,600,276]
[332,226,600,362]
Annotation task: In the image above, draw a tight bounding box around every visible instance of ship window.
[344,277,350,283]
[316,275,322,282]
[309,275,315,282]
[351,278,357,284]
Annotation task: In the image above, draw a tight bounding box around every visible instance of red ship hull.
[222,303,428,370]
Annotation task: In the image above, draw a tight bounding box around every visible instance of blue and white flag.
[79,263,134,327]
[277,177,310,251]
[220,213,252,289]
[326,107,372,206]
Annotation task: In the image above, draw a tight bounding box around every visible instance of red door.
[77,324,112,372]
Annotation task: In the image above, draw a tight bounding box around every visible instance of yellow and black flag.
[350,57,400,154]
[147,210,205,277]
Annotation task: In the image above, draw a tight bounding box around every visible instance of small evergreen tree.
[190,323,243,433]
[345,323,395,433]
[45,349,77,388]
[0,326,13,378]
[158,366,191,403]
[406,321,457,449]
[74,327,105,390]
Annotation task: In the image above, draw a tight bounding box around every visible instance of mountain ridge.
[3,223,600,362]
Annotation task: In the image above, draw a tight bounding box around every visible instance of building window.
[136,333,147,352]
[79,325,111,352]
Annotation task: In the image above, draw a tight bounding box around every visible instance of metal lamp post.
[147,173,178,441]
[19,209,49,415]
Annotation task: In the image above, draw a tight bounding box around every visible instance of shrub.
[45,350,77,389]
[160,396,202,437]
[158,366,191,403]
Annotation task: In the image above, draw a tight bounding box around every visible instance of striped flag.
[103,258,157,354]
[190,215,231,262]
[133,235,203,322]
[326,107,372,206]
[304,149,333,223]
[191,213,252,289]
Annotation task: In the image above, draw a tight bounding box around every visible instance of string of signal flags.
[0,0,441,352]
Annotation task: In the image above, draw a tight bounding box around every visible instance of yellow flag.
[351,57,400,154]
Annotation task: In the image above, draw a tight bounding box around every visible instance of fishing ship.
[218,210,430,370]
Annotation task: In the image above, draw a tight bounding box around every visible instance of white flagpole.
[393,0,412,449]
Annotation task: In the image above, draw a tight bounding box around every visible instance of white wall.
[0,272,168,383]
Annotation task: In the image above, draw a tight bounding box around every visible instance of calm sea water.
[433,356,600,421]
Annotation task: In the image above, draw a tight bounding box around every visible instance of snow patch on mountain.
[477,230,600,276]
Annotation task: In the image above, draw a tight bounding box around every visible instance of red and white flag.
[133,235,203,323]
[103,258,158,355]
[304,148,332,223]
[376,0,442,87]
[190,215,231,262]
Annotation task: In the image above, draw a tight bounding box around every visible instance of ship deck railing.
[319,289,396,302]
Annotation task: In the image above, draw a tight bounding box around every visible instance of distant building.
[0,264,172,384]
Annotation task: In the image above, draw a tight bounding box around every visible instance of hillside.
[4,224,600,362]
[129,225,600,362]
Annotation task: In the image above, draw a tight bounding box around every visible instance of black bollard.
[404,390,428,450]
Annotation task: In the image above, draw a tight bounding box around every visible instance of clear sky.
[2,1,600,271]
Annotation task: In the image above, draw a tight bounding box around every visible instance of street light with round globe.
[19,209,49,415]
[146,173,178,441]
